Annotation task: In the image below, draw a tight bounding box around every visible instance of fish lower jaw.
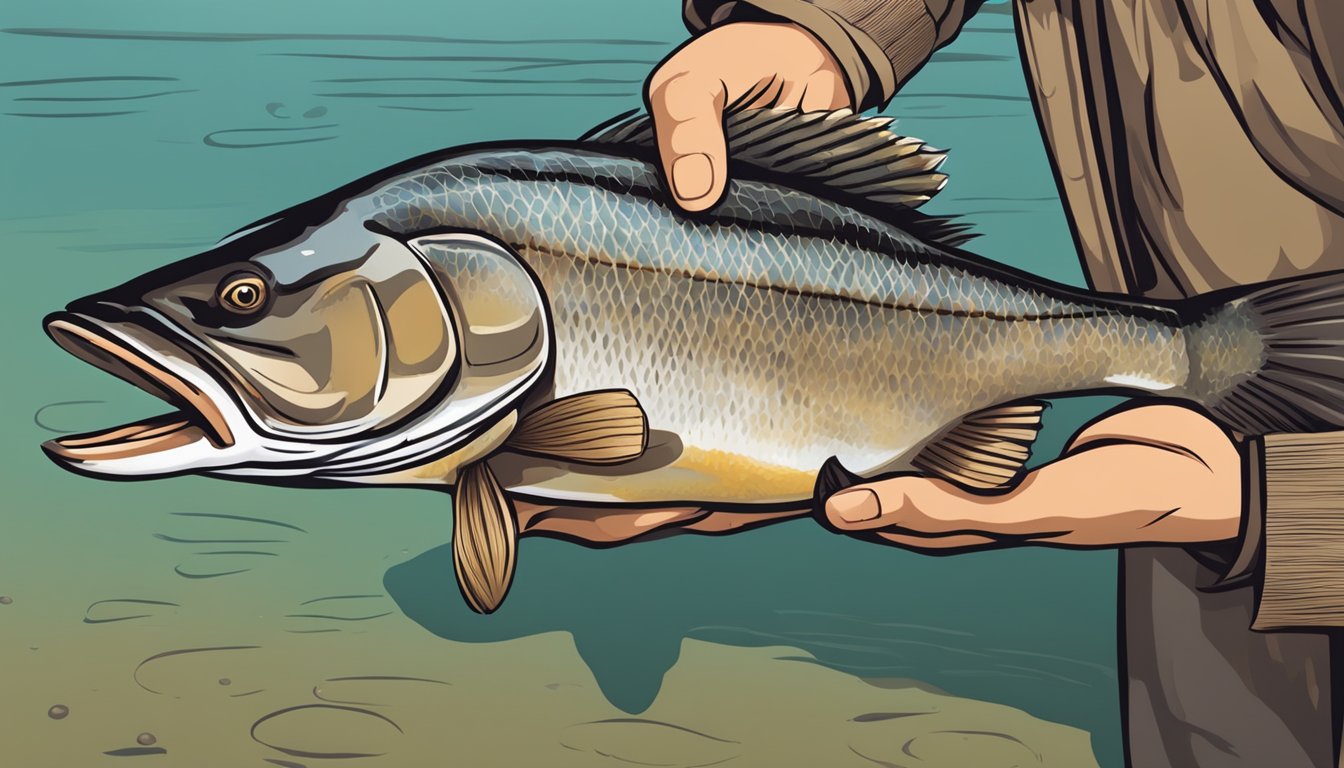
[43,414,215,469]
[42,313,239,474]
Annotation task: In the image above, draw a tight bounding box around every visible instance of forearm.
[516,500,807,543]
[683,0,985,108]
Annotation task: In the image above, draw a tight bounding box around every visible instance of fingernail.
[828,489,878,524]
[671,153,714,200]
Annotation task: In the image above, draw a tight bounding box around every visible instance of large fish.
[41,110,1344,612]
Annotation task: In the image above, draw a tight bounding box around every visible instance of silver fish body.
[40,110,1344,612]
[352,144,1242,506]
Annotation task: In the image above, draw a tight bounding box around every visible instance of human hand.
[822,404,1245,550]
[645,22,851,211]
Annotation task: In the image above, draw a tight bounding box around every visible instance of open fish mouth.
[42,312,236,468]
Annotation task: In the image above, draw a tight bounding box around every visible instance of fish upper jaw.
[40,308,266,479]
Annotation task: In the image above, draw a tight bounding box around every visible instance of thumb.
[825,484,894,531]
[824,476,953,533]
[647,72,728,212]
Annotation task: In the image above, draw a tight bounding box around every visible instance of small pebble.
[48,705,69,720]
[136,733,157,746]
[0,596,12,605]
[218,678,231,686]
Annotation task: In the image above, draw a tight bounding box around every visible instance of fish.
[40,108,1344,613]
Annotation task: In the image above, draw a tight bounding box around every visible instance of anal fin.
[911,401,1046,490]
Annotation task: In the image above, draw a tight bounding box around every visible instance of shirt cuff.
[1249,432,1344,630]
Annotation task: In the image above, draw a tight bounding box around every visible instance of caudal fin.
[1189,270,1344,434]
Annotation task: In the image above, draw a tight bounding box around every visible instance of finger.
[873,531,998,550]
[1066,403,1236,462]
[520,504,706,543]
[682,508,807,533]
[647,69,728,212]
[825,474,1022,537]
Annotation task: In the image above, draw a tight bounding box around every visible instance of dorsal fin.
[581,108,950,210]
[910,401,1047,490]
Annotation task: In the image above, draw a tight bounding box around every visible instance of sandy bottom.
[2,430,1102,768]
[4,614,1097,767]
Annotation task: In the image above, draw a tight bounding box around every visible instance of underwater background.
[1,1,1127,765]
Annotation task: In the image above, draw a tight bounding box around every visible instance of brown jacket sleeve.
[683,0,985,109]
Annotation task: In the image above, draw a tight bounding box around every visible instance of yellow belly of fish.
[511,446,818,505]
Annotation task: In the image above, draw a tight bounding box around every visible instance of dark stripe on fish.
[523,242,1120,324]
[467,164,1179,325]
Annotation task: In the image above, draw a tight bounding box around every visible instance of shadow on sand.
[384,397,1123,760]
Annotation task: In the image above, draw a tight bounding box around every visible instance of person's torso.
[1014,0,1344,299]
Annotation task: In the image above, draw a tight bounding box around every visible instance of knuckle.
[645,67,674,97]
[647,68,691,101]
[648,72,720,122]
[880,483,936,529]
[666,128,718,157]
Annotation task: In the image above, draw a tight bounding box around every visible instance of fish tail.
[1184,270,1344,434]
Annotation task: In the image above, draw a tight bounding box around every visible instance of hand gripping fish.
[41,110,1344,612]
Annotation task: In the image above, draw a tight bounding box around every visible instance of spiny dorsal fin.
[507,389,648,465]
[581,108,950,209]
[911,401,1047,490]
[453,460,517,614]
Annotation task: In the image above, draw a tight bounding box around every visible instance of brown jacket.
[685,1,1344,766]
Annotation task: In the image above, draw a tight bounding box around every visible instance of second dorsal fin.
[911,401,1047,490]
[581,108,950,210]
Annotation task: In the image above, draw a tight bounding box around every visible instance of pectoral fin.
[507,389,648,465]
[911,401,1046,489]
[452,460,517,614]
[449,390,647,614]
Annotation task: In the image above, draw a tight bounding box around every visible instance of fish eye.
[218,273,268,314]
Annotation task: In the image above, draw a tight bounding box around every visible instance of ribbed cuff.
[684,0,936,109]
[1250,432,1344,630]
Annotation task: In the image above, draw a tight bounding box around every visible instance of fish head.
[42,217,550,484]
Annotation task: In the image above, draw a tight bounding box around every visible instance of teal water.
[1,1,1123,765]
